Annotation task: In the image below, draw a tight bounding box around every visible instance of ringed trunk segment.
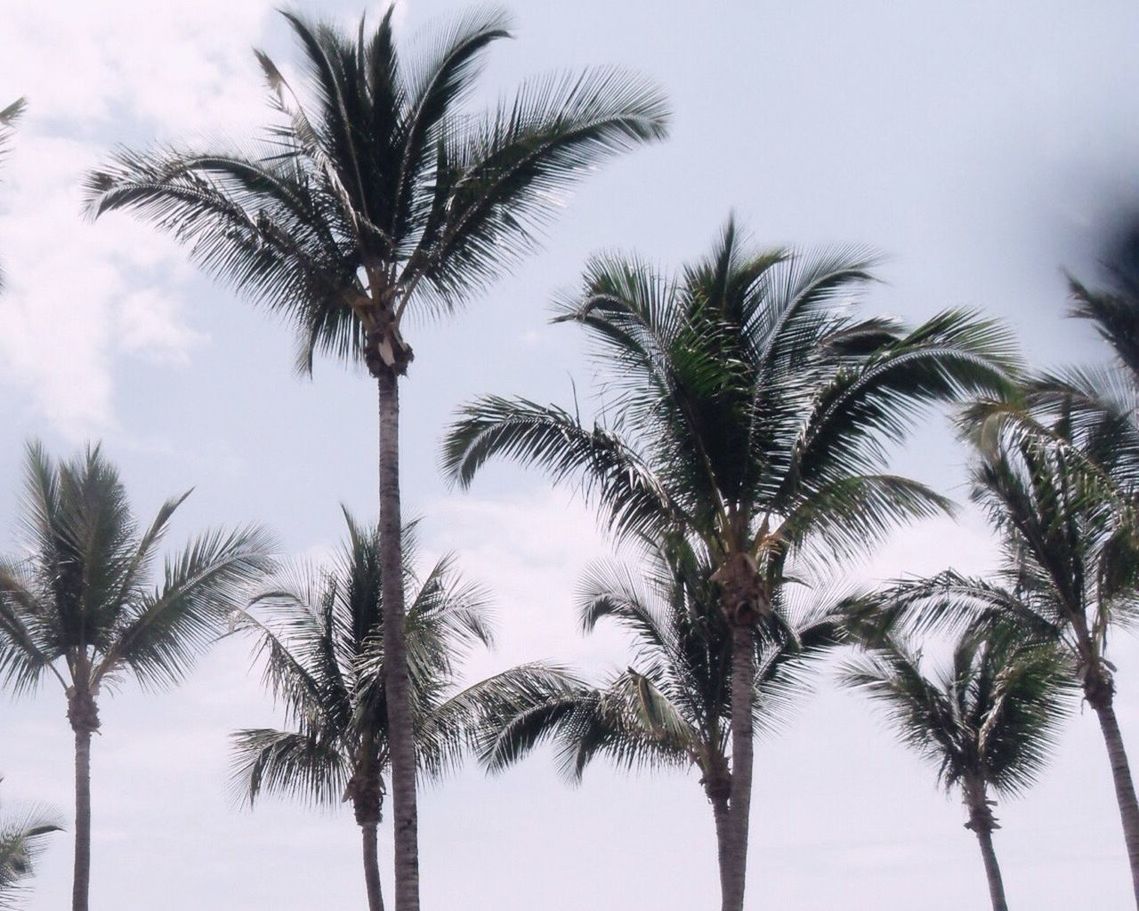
[962,778,1008,911]
[68,688,99,911]
[1086,672,1139,908]
[376,370,420,911]
[723,622,758,911]
[712,551,767,911]
[356,790,385,911]
[702,765,733,905]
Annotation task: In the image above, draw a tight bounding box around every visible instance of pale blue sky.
[2,1,1139,908]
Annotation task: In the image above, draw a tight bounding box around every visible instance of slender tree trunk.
[68,683,99,911]
[72,725,92,911]
[963,779,1007,911]
[971,825,1009,911]
[361,822,385,911]
[1093,695,1139,907]
[708,787,732,904]
[376,370,419,911]
[722,622,756,911]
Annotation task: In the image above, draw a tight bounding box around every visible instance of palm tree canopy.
[842,628,1073,800]
[0,779,60,910]
[866,412,1139,684]
[84,8,670,375]
[477,539,847,782]
[0,441,273,699]
[230,511,567,806]
[445,220,1017,585]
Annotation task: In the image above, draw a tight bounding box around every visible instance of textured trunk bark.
[972,824,1009,911]
[361,822,385,911]
[709,788,732,904]
[1093,696,1139,907]
[722,623,756,911]
[376,370,419,911]
[72,725,92,911]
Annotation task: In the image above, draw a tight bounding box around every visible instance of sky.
[2,0,1139,908]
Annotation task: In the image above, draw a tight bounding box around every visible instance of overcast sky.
[3,1,1139,908]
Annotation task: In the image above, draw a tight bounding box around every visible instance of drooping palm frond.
[0,781,59,911]
[477,539,847,781]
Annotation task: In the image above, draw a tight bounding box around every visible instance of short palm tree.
[85,13,668,907]
[0,97,26,291]
[232,511,567,911]
[478,539,844,897]
[873,411,1139,906]
[0,779,59,911]
[0,442,272,911]
[842,628,1072,911]
[444,220,1015,910]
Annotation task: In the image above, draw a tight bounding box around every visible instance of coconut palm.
[0,779,59,911]
[84,12,668,906]
[0,442,272,911]
[478,538,845,896]
[443,220,1015,910]
[842,628,1072,911]
[871,410,1139,905]
[0,97,26,291]
[231,511,568,911]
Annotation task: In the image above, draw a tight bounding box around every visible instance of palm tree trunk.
[376,369,419,911]
[709,788,732,903]
[1092,696,1139,907]
[722,622,756,911]
[971,825,1008,911]
[72,725,92,911]
[963,780,1007,911]
[361,822,385,911]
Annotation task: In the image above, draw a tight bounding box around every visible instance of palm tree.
[842,628,1072,911]
[0,779,59,911]
[443,220,1015,910]
[478,539,844,897]
[231,511,568,911]
[0,442,272,911]
[0,97,26,292]
[872,409,1139,905]
[84,13,668,907]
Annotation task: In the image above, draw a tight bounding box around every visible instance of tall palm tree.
[478,539,844,897]
[443,220,1015,910]
[871,409,1139,905]
[231,511,568,911]
[84,13,668,907]
[0,442,272,911]
[0,779,59,911]
[842,629,1072,911]
[0,97,26,292]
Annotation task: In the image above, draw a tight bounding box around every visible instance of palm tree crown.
[84,8,670,377]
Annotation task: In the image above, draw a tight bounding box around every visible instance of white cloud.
[0,0,287,437]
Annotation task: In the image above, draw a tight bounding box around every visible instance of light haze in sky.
[2,1,1139,908]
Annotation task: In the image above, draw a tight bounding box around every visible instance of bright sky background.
[2,1,1139,908]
